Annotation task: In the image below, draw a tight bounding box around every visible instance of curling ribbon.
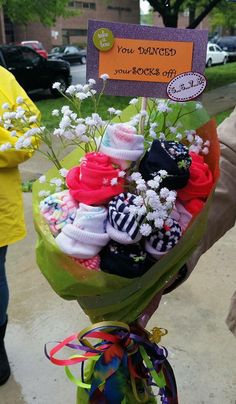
[46,321,178,404]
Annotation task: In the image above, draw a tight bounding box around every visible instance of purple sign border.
[87,19,208,98]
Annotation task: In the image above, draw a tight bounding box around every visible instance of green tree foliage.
[0,0,76,26]
[210,1,236,34]
[145,0,223,28]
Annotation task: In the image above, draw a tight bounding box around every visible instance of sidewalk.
[1,84,236,404]
[202,82,236,116]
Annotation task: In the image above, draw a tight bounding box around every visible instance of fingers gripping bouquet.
[0,76,219,403]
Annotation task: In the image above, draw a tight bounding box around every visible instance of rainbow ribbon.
[46,321,178,404]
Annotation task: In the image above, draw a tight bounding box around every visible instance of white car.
[206,43,228,67]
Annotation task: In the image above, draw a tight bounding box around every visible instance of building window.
[62,28,88,36]
[68,1,96,9]
[107,6,131,12]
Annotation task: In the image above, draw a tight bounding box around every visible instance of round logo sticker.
[167,72,207,102]
[93,28,115,52]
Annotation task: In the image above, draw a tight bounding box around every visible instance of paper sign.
[87,20,208,98]
[167,72,207,101]
[99,38,193,83]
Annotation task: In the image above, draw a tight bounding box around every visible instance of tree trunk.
[188,5,196,27]
[187,0,222,29]
[0,8,6,44]
[162,12,178,28]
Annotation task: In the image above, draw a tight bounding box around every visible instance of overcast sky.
[140,0,150,14]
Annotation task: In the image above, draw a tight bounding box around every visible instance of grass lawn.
[205,61,236,91]
[215,108,233,125]
[35,95,131,131]
[36,96,234,130]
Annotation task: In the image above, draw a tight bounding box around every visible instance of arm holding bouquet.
[187,107,236,336]
[139,107,236,332]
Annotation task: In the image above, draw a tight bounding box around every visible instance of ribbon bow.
[46,321,178,404]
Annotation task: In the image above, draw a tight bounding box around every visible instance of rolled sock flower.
[99,123,144,169]
[139,139,191,189]
[66,152,124,205]
[39,190,78,236]
[100,241,155,279]
[145,218,182,260]
[55,203,109,259]
[71,255,101,271]
[106,193,145,244]
[171,200,193,232]
[177,152,213,201]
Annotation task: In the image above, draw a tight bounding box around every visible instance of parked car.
[206,43,228,67]
[0,45,72,96]
[21,40,48,59]
[48,45,86,64]
[215,36,236,61]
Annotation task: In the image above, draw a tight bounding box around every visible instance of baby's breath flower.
[140,223,152,237]
[38,190,50,198]
[136,183,147,192]
[90,89,97,95]
[131,172,142,181]
[75,124,86,137]
[133,196,144,207]
[2,102,10,110]
[52,109,60,117]
[159,132,166,141]
[196,102,203,109]
[88,78,96,85]
[76,92,88,101]
[52,82,61,90]
[100,73,109,81]
[157,102,172,113]
[154,218,164,229]
[158,170,167,178]
[129,98,138,105]
[16,96,24,104]
[50,178,63,187]
[66,85,76,95]
[28,115,38,123]
[169,126,177,134]
[39,175,46,183]
[176,133,183,140]
[108,107,116,114]
[0,142,11,151]
[59,168,69,177]
[22,138,32,147]
[118,171,126,178]
[110,177,118,186]
[202,147,209,155]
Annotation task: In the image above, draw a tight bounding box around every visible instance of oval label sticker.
[93,28,115,52]
[167,72,207,102]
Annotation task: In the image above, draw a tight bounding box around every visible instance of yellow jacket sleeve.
[0,66,40,168]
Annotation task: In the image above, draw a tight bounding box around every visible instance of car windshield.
[51,46,67,53]
[218,37,236,44]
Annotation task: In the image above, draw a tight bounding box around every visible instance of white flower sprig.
[0,75,117,168]
[129,171,177,237]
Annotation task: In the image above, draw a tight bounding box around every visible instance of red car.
[21,41,48,59]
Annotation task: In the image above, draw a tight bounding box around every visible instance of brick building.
[2,0,140,52]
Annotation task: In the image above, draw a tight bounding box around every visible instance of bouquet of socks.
[0,77,220,403]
